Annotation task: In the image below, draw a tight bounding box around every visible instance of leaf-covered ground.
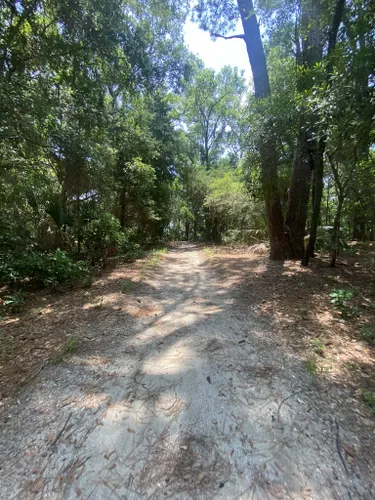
[0,243,374,499]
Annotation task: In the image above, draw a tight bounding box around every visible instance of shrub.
[120,235,146,261]
[313,226,348,252]
[0,291,24,317]
[329,288,359,318]
[0,249,89,288]
[82,212,125,263]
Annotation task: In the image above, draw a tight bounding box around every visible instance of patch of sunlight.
[104,399,145,426]
[143,342,194,375]
[2,317,20,325]
[154,392,185,417]
[72,355,110,367]
[76,392,109,409]
[83,293,121,310]
[141,247,167,276]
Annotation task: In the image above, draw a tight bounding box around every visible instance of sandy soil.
[0,243,374,499]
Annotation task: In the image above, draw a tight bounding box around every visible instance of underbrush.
[0,249,90,289]
[0,242,165,319]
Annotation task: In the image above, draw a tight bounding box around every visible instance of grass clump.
[311,338,326,356]
[306,356,319,375]
[52,337,78,364]
[65,337,77,354]
[120,279,133,294]
[359,326,375,344]
[204,247,215,259]
[362,390,375,415]
[141,248,167,276]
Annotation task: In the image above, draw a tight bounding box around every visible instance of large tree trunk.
[285,128,313,258]
[238,0,289,260]
[302,136,325,265]
[284,0,323,259]
[303,0,345,265]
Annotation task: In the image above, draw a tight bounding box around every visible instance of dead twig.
[276,389,305,421]
[51,412,72,447]
[335,418,349,475]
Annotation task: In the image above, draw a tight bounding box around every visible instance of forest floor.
[0,242,375,499]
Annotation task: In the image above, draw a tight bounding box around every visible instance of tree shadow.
[1,243,375,499]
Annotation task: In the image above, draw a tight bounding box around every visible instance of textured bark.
[302,137,325,265]
[237,0,289,259]
[303,0,346,265]
[285,129,313,258]
[285,0,323,259]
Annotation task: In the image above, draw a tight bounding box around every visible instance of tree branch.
[212,33,245,41]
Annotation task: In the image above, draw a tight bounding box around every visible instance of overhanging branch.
[212,33,245,41]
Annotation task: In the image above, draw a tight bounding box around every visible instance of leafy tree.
[183,65,246,168]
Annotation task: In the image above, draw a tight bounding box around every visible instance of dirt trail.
[0,243,374,499]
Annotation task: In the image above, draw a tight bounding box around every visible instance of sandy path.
[0,243,374,499]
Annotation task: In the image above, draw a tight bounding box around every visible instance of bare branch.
[212,33,245,41]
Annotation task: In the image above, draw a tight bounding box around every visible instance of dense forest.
[1,0,374,295]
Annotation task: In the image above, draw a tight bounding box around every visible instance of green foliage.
[312,226,348,252]
[306,356,319,375]
[82,212,125,264]
[141,248,167,276]
[329,289,359,318]
[0,0,190,287]
[311,338,326,355]
[362,390,375,416]
[359,327,375,344]
[65,337,78,355]
[0,292,25,317]
[182,65,246,167]
[0,249,89,288]
[120,279,134,295]
[121,242,146,262]
[1,0,375,287]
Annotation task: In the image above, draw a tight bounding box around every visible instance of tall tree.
[195,0,290,259]
[183,64,245,168]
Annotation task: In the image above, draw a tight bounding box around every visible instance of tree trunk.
[185,221,190,241]
[212,217,219,243]
[370,220,374,241]
[330,195,344,267]
[326,183,330,225]
[285,128,312,258]
[284,0,323,259]
[303,0,345,265]
[237,0,289,260]
[302,137,325,265]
